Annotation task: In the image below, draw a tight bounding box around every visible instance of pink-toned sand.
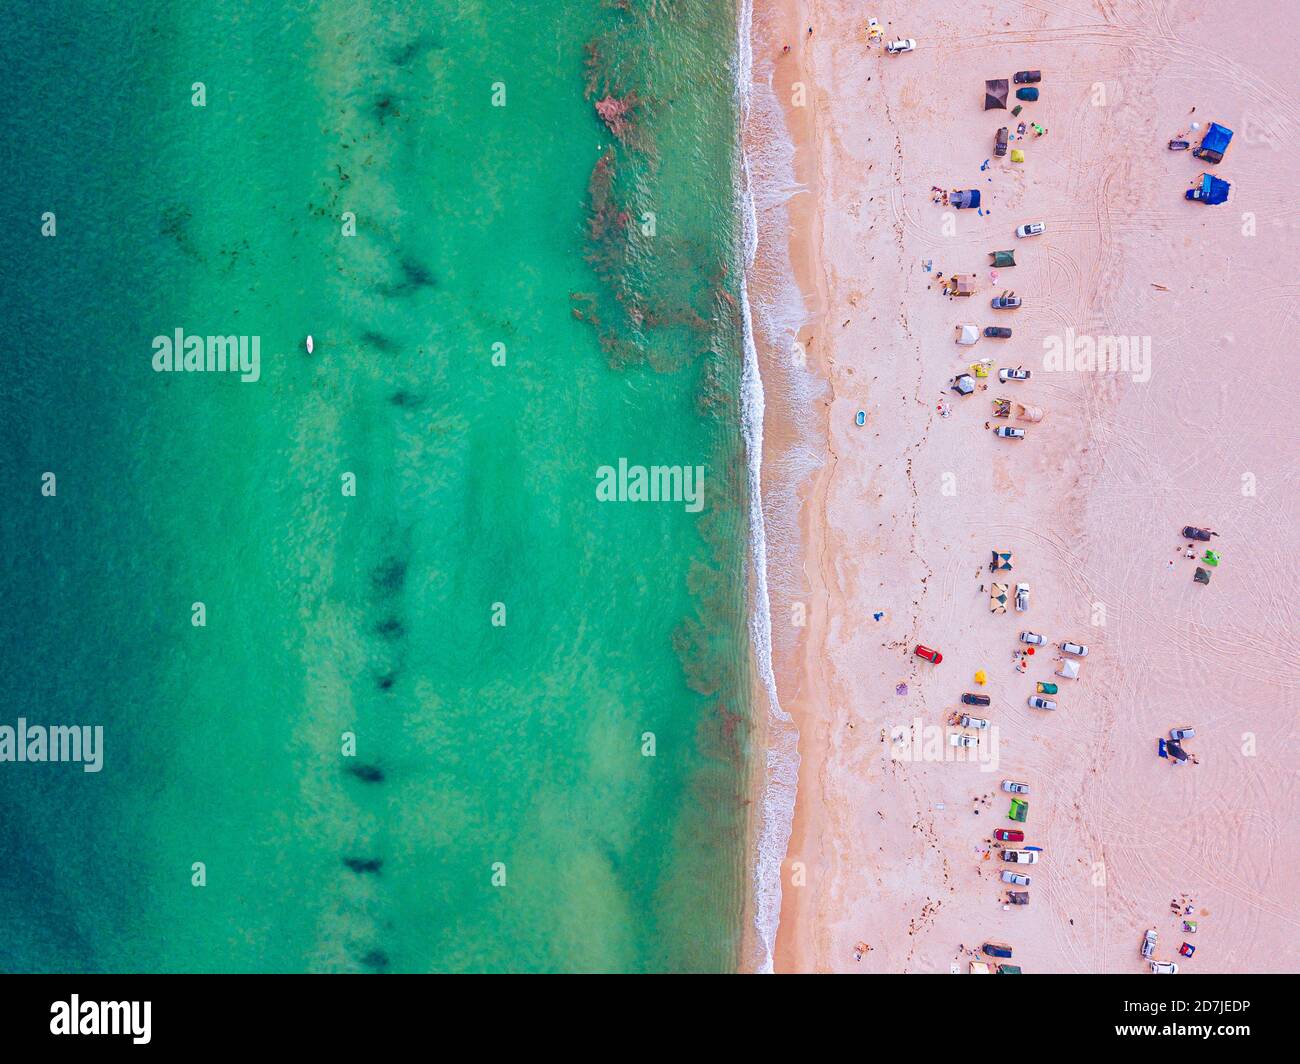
[748,0,1300,973]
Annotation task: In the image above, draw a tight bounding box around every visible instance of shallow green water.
[0,0,750,972]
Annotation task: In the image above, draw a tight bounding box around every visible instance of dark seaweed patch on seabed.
[370,557,408,596]
[360,329,399,353]
[371,93,401,124]
[160,204,202,260]
[347,763,386,783]
[343,857,384,874]
[389,36,437,66]
[377,257,437,298]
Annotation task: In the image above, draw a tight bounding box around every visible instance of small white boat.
[305,335,314,354]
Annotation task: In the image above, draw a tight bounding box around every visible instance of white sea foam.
[733,0,825,974]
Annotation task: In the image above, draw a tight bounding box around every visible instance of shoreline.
[738,0,829,972]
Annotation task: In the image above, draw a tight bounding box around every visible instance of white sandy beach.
[746,0,1300,973]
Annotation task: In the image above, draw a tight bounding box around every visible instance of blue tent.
[951,189,981,209]
[1186,173,1230,205]
[1193,122,1233,164]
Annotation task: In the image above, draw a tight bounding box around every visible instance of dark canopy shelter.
[984,79,1009,110]
[990,250,1016,268]
[1194,566,1212,585]
[1193,122,1233,164]
[1186,173,1230,205]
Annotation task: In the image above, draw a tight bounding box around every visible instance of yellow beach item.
[975,669,988,685]
[1010,148,1025,163]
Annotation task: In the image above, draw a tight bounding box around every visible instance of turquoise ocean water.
[0,0,752,972]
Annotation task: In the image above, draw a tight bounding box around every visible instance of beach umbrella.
[984,79,1009,110]
[975,670,987,685]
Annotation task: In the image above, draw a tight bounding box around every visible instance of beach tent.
[949,273,976,296]
[1167,739,1188,764]
[990,250,1016,268]
[997,964,1023,973]
[950,189,981,210]
[990,550,1013,571]
[1056,658,1080,680]
[1009,148,1025,163]
[1186,173,1230,205]
[1194,566,1212,585]
[990,583,1009,614]
[984,79,1009,110]
[956,324,981,345]
[1193,122,1233,164]
[1015,402,1044,423]
[969,961,992,974]
[1009,798,1028,822]
[1203,549,1220,567]
[951,374,976,396]
[1006,892,1029,906]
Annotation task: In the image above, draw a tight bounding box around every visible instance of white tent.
[956,324,981,346]
[1056,659,1080,680]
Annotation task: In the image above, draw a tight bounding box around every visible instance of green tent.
[1194,567,1211,585]
[1203,549,1220,567]
[1009,798,1028,822]
[990,250,1016,268]
[997,964,1022,974]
